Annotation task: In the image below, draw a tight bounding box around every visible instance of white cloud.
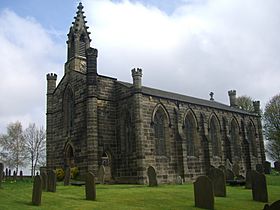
[0,9,64,132]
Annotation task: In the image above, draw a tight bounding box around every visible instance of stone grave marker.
[13,170,16,181]
[274,161,280,171]
[5,168,8,177]
[256,164,264,174]
[32,175,42,206]
[41,171,48,191]
[85,172,96,201]
[209,167,226,197]
[20,170,23,181]
[8,169,11,177]
[226,169,234,181]
[98,165,105,184]
[194,176,214,210]
[0,163,3,187]
[176,176,183,185]
[251,170,268,202]
[245,170,252,189]
[47,170,56,192]
[64,167,70,186]
[264,161,271,174]
[147,166,158,187]
[263,200,280,210]
[232,163,240,177]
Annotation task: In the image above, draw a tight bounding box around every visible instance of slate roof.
[117,81,257,116]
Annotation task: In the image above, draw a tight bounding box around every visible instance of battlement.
[228,90,237,107]
[228,90,236,96]
[131,68,142,77]
[46,73,57,81]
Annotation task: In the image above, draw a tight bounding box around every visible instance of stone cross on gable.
[210,92,214,101]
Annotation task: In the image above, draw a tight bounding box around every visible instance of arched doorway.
[64,144,75,168]
[101,151,112,182]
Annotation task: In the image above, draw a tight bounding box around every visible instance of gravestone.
[251,170,268,202]
[226,169,234,181]
[13,170,16,181]
[41,171,48,191]
[98,165,105,184]
[85,172,96,201]
[8,169,11,177]
[264,161,271,174]
[194,176,214,210]
[176,176,183,185]
[147,166,158,187]
[256,164,264,174]
[20,170,23,181]
[32,175,42,206]
[232,163,240,176]
[263,200,280,210]
[0,163,3,187]
[226,159,232,170]
[5,168,8,177]
[47,170,56,192]
[274,161,280,171]
[209,167,226,197]
[245,170,252,189]
[64,167,70,186]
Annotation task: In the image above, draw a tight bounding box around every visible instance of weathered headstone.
[47,170,56,192]
[256,164,264,174]
[98,165,105,184]
[5,168,8,177]
[20,170,23,181]
[264,161,271,174]
[85,172,96,201]
[176,176,183,185]
[226,159,232,170]
[32,175,42,206]
[251,170,268,202]
[209,167,226,197]
[8,169,11,177]
[226,169,234,181]
[194,176,214,210]
[274,161,280,171]
[0,163,4,187]
[64,167,70,186]
[147,166,158,187]
[263,200,280,210]
[13,170,16,181]
[232,163,240,177]
[245,170,252,189]
[41,171,48,191]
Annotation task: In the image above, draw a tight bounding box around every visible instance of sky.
[0,0,280,133]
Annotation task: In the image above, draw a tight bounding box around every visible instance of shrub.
[56,168,65,181]
[71,167,79,179]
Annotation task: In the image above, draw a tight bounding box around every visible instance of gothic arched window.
[230,120,241,157]
[63,88,75,134]
[79,34,86,57]
[247,122,257,157]
[154,110,166,155]
[185,113,196,156]
[209,116,221,157]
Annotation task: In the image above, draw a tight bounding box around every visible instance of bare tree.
[0,121,27,174]
[264,93,280,161]
[236,95,255,112]
[24,123,46,177]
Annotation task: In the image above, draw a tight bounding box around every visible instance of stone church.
[46,3,266,184]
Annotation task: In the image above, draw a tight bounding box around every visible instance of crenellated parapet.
[46,73,57,94]
[228,90,237,108]
[131,68,142,90]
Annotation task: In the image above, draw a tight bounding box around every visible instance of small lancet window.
[209,116,221,157]
[247,122,257,157]
[185,113,196,156]
[154,110,166,156]
[79,34,86,57]
[230,120,241,157]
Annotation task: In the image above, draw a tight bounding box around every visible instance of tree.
[264,93,280,161]
[236,95,255,112]
[24,123,46,177]
[0,121,27,174]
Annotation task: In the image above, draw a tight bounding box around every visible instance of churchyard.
[0,171,279,210]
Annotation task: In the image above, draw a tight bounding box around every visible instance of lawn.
[0,174,279,210]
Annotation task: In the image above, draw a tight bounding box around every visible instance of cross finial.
[210,92,214,101]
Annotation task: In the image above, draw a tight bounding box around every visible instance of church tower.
[65,2,91,73]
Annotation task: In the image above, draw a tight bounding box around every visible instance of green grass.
[0,175,279,210]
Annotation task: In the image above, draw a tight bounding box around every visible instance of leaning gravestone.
[32,175,42,206]
[232,164,240,176]
[264,161,271,174]
[41,171,48,191]
[85,172,96,201]
[274,161,280,171]
[263,200,280,210]
[98,165,105,184]
[226,169,234,181]
[147,166,158,187]
[245,170,252,189]
[194,176,214,210]
[0,163,4,187]
[176,176,183,185]
[47,170,56,192]
[251,170,268,202]
[256,164,264,174]
[64,167,70,186]
[209,167,226,197]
